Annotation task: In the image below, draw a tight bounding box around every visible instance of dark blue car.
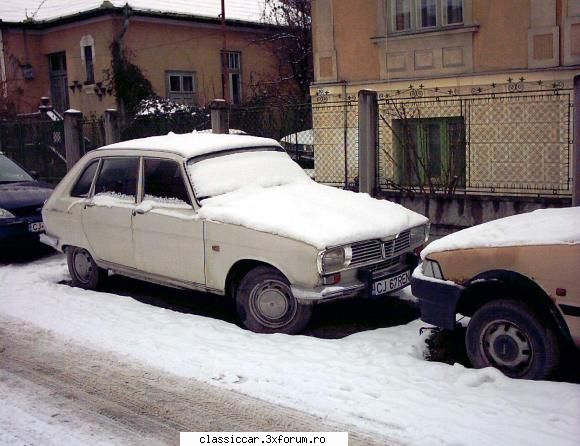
[0,153,53,248]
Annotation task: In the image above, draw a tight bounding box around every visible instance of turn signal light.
[322,273,341,285]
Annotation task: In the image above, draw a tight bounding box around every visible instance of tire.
[466,299,560,380]
[66,246,107,290]
[235,266,312,334]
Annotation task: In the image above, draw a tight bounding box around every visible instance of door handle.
[84,201,96,209]
[132,207,147,216]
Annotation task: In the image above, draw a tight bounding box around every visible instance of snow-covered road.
[0,315,388,446]
[1,254,579,446]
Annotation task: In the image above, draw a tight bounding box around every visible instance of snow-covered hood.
[421,206,580,259]
[197,181,428,249]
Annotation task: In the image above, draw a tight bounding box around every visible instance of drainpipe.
[0,27,7,99]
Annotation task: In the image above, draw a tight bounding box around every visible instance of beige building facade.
[310,0,580,196]
[0,5,281,117]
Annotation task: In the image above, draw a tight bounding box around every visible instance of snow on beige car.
[412,207,580,380]
[42,132,429,334]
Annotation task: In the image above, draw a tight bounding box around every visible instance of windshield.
[187,149,310,200]
[0,154,34,183]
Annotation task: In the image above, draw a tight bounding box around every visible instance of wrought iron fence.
[0,119,66,184]
[119,111,211,141]
[82,117,105,152]
[377,89,572,197]
[229,103,315,172]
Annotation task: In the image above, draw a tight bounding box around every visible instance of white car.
[42,132,429,334]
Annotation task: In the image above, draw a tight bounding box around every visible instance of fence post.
[358,90,378,195]
[38,97,52,119]
[104,109,121,145]
[574,74,580,206]
[64,109,83,171]
[210,99,229,134]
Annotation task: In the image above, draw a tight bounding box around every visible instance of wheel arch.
[224,259,286,298]
[457,269,572,344]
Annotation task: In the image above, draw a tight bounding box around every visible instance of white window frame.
[223,51,242,105]
[388,0,463,34]
[441,0,464,26]
[80,35,95,84]
[166,71,197,105]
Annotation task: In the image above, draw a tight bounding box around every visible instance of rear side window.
[71,160,99,197]
[143,158,191,205]
[94,157,139,200]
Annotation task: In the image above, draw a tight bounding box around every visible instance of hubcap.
[481,320,533,377]
[73,250,93,283]
[249,279,297,328]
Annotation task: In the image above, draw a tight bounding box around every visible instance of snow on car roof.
[421,206,580,259]
[100,132,282,159]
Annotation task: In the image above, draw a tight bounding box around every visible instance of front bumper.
[0,216,44,247]
[411,264,464,330]
[292,253,419,304]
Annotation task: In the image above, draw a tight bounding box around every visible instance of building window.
[394,0,412,31]
[80,35,95,84]
[223,51,242,105]
[443,0,463,24]
[393,117,465,188]
[83,45,95,84]
[419,0,437,28]
[166,71,197,105]
[389,0,463,33]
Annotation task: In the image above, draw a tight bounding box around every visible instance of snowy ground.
[1,254,579,446]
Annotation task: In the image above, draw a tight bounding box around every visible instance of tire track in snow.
[0,315,400,446]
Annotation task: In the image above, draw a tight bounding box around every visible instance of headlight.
[317,246,352,274]
[422,259,444,280]
[409,223,430,247]
[0,208,15,219]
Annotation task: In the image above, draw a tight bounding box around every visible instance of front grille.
[348,230,411,269]
[383,230,410,258]
[350,239,383,267]
[365,257,401,273]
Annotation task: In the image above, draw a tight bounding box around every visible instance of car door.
[81,156,139,267]
[132,157,205,285]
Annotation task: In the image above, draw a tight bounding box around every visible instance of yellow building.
[0,1,283,116]
[310,0,579,197]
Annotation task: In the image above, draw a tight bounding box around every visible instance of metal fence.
[377,89,572,197]
[0,118,66,184]
[309,99,358,188]
[82,117,105,152]
[119,112,211,141]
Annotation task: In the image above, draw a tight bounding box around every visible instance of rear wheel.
[466,299,560,380]
[235,266,312,334]
[66,246,107,290]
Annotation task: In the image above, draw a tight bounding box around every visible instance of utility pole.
[220,0,229,103]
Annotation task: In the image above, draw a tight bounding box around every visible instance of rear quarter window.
[71,160,99,198]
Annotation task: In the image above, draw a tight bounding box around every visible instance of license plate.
[28,222,44,233]
[371,270,410,296]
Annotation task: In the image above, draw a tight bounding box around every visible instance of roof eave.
[0,6,278,31]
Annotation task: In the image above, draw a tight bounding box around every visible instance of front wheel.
[466,299,560,380]
[66,246,107,290]
[235,266,312,334]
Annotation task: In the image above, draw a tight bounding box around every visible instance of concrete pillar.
[64,110,83,171]
[574,74,580,206]
[104,109,121,145]
[210,99,229,134]
[358,89,378,195]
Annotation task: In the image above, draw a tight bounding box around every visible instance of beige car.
[42,132,429,334]
[411,207,580,380]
